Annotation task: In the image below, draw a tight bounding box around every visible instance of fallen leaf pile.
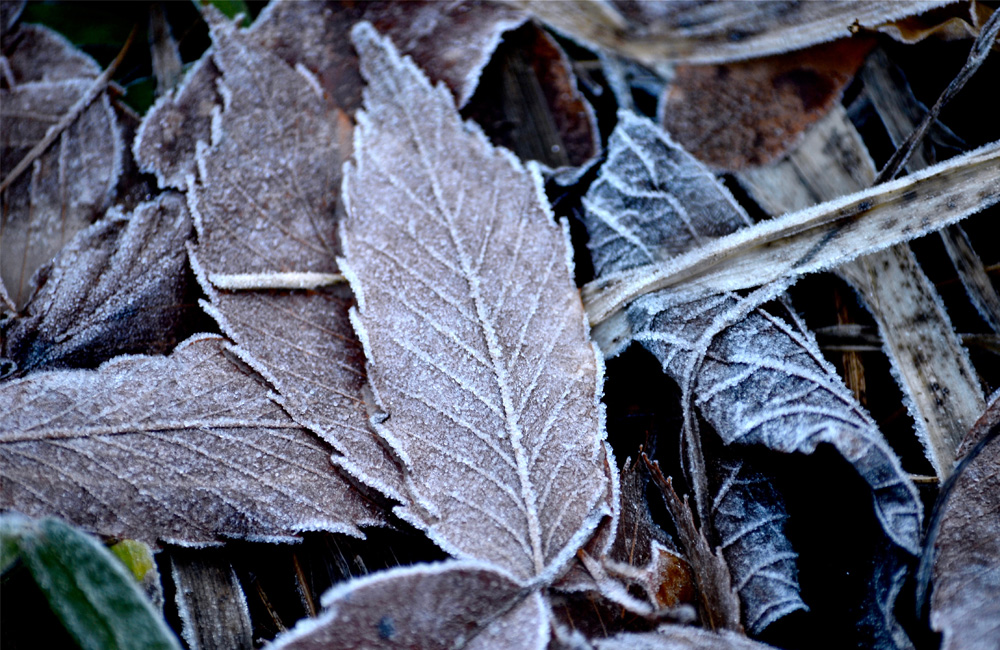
[1,1,998,649]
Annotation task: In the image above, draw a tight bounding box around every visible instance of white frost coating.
[273,561,532,650]
[343,21,610,582]
[293,62,324,99]
[170,560,200,650]
[208,271,345,291]
[211,94,227,148]
[336,256,365,312]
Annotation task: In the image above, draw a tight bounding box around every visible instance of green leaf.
[0,513,28,574]
[204,0,250,21]
[15,518,181,650]
[109,540,157,585]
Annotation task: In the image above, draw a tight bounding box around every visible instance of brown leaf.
[188,12,405,501]
[0,335,385,545]
[2,193,192,378]
[344,22,611,581]
[929,398,1000,650]
[270,561,546,650]
[135,0,525,189]
[1,24,123,308]
[660,37,874,171]
[463,21,599,170]
[521,0,951,65]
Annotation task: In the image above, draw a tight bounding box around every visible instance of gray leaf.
[929,399,1000,650]
[0,334,385,545]
[1,24,123,308]
[344,23,611,581]
[270,561,546,650]
[581,113,920,619]
[3,193,191,377]
[709,455,804,634]
[739,106,985,480]
[188,13,406,501]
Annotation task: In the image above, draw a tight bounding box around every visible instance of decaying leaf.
[463,21,600,172]
[582,111,922,556]
[0,335,385,545]
[599,459,694,613]
[644,458,742,632]
[928,398,1000,650]
[343,22,611,581]
[187,12,406,501]
[1,23,123,308]
[254,0,526,111]
[520,0,953,65]
[270,561,546,650]
[659,37,873,171]
[135,0,525,189]
[2,193,191,378]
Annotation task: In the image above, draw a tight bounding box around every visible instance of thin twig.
[876,9,1000,183]
[0,25,138,194]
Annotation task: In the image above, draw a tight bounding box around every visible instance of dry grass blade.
[583,141,1000,329]
[740,108,985,478]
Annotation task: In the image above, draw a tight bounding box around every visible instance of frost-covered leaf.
[187,12,405,500]
[738,107,985,478]
[709,455,804,634]
[0,515,181,650]
[1,24,123,308]
[929,399,1000,650]
[659,38,873,171]
[135,0,525,189]
[521,0,952,65]
[582,137,1000,329]
[591,625,779,650]
[2,193,192,378]
[133,54,221,190]
[253,0,526,111]
[582,110,921,593]
[343,23,610,581]
[0,335,385,545]
[270,561,547,650]
[170,548,253,650]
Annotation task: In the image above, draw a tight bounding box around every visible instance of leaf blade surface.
[343,23,610,581]
[0,335,384,545]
